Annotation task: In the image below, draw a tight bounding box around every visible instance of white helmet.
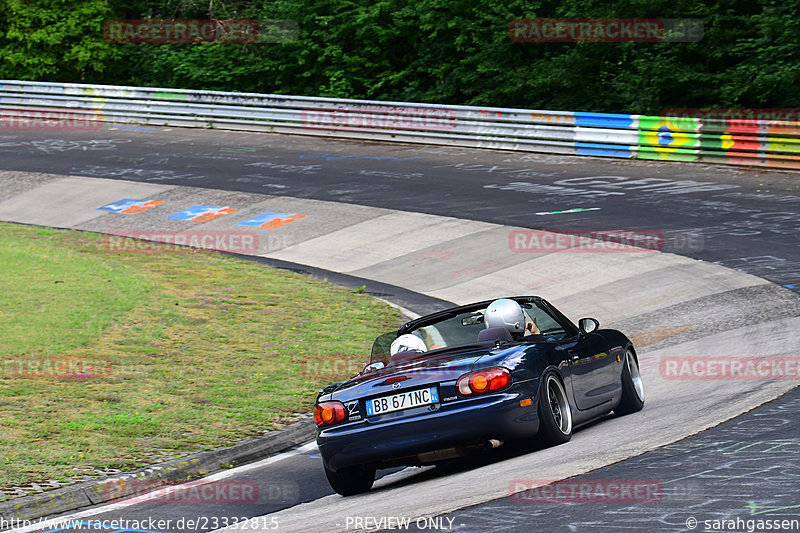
[390,334,428,355]
[485,298,525,335]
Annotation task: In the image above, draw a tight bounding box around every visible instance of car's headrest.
[478,326,514,344]
[390,350,424,365]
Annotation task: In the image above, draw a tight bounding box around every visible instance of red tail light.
[457,367,511,397]
[314,401,347,427]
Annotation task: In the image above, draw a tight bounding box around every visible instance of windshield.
[370,300,570,366]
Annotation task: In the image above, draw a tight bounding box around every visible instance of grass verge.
[0,222,403,494]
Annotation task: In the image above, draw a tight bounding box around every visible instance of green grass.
[0,223,403,493]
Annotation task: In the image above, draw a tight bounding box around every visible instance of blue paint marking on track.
[97,199,145,212]
[238,212,305,228]
[168,206,235,222]
[238,212,293,226]
[169,206,222,220]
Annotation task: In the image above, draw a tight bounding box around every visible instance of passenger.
[387,334,429,365]
[389,333,428,356]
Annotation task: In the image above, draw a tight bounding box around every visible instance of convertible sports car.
[313,296,645,495]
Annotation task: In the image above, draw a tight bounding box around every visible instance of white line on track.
[6,441,318,533]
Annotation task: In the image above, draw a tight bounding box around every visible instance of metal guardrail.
[2,80,799,169]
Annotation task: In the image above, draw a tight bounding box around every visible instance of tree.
[0,0,121,82]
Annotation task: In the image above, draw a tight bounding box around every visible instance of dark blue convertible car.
[313,296,645,495]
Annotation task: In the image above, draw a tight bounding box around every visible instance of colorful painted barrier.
[2,80,799,170]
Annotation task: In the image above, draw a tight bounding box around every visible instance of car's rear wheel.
[537,372,573,446]
[323,463,376,496]
[615,348,645,415]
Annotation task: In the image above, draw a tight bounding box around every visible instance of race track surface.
[0,125,797,533]
[0,127,798,292]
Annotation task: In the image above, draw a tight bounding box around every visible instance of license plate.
[366,387,439,416]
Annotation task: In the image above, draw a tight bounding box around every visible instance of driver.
[485,298,540,341]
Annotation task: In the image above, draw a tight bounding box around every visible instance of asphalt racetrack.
[0,127,798,292]
[0,126,798,533]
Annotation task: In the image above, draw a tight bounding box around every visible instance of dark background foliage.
[1,0,797,113]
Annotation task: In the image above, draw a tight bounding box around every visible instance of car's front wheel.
[324,463,376,496]
[615,348,645,415]
[537,372,573,446]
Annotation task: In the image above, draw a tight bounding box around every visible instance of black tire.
[615,348,645,415]
[323,463,376,496]
[536,372,573,446]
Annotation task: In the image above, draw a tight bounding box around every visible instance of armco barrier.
[2,80,799,170]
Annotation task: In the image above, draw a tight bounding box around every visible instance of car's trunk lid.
[326,346,489,402]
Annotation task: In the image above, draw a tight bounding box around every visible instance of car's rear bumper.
[317,382,540,471]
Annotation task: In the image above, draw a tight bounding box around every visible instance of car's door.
[533,299,615,411]
[558,332,615,410]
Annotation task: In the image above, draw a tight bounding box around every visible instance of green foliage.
[0,0,121,81]
[0,0,797,112]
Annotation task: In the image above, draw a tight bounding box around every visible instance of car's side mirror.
[362,361,385,374]
[578,317,600,335]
